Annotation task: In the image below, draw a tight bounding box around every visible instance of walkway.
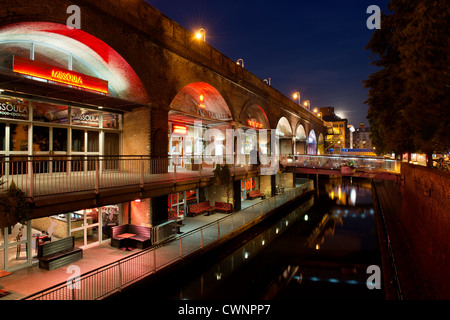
[0,185,310,300]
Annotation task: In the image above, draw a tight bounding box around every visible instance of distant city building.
[319,107,348,153]
[354,122,373,149]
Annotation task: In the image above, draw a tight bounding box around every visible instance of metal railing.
[282,154,400,173]
[0,155,256,198]
[23,180,314,300]
[0,153,398,199]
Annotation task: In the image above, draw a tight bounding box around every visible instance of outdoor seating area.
[110,224,152,250]
[37,236,83,270]
[188,200,215,216]
[248,189,265,199]
[214,201,233,213]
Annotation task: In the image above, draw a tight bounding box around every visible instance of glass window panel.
[102,112,120,129]
[0,97,30,120]
[33,102,68,123]
[87,131,99,152]
[33,43,69,70]
[71,129,84,152]
[53,127,67,152]
[0,42,31,74]
[33,126,49,152]
[10,124,28,151]
[0,122,5,151]
[71,55,98,78]
[71,107,99,127]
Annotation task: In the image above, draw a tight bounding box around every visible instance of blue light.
[309,277,320,282]
[328,278,339,283]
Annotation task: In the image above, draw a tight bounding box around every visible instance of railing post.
[28,157,34,199]
[153,249,157,273]
[200,227,204,249]
[140,156,144,188]
[217,221,220,239]
[174,160,177,183]
[118,261,122,293]
[95,157,99,194]
[179,237,182,259]
[72,279,77,301]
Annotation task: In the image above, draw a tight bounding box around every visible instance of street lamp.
[313,108,318,113]
[303,100,311,111]
[236,59,244,68]
[263,78,271,85]
[293,91,300,105]
[195,28,206,41]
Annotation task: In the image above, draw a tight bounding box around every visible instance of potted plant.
[0,181,32,228]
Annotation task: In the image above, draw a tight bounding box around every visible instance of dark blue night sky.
[146,0,391,127]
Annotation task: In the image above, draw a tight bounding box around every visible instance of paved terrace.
[0,181,314,300]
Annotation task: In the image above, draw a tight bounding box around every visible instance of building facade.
[0,1,325,272]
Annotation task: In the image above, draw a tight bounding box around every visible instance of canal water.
[172,176,384,300]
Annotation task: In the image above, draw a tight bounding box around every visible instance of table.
[117,233,136,251]
[205,208,215,216]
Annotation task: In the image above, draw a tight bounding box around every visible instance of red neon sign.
[247,119,263,129]
[173,124,188,135]
[13,56,109,94]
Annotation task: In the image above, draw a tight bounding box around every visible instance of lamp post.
[303,100,311,111]
[293,92,300,105]
[236,59,244,68]
[263,78,271,85]
[195,28,206,41]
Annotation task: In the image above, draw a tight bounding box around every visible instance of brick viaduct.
[0,0,325,159]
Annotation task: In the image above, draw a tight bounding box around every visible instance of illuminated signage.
[13,56,109,94]
[173,124,188,135]
[198,94,206,109]
[247,119,263,129]
[0,99,28,119]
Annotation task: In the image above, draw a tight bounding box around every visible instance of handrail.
[21,181,314,300]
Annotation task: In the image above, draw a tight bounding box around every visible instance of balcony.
[0,155,261,201]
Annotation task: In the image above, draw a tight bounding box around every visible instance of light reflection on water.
[175,177,384,300]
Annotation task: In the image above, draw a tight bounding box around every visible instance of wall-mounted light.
[195,28,206,41]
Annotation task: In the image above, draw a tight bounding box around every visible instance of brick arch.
[0,21,149,104]
[238,100,271,129]
[168,81,233,122]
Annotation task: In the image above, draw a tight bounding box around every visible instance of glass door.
[70,209,100,249]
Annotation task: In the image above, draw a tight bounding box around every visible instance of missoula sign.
[0,99,29,119]
[13,56,109,94]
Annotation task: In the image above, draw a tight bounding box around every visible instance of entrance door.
[70,209,100,249]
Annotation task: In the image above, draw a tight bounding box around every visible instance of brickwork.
[0,0,325,137]
[399,163,450,298]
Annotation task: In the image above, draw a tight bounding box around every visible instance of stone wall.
[399,163,450,298]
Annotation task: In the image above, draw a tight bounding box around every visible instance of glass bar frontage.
[0,204,122,271]
[0,96,122,158]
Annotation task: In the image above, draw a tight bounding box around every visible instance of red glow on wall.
[13,56,109,94]
[247,119,263,129]
[173,124,188,135]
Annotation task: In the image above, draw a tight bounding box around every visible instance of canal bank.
[109,176,385,301]
[106,186,317,301]
[372,178,436,300]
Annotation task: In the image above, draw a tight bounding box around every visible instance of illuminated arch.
[275,117,293,138]
[307,129,317,155]
[239,104,269,129]
[169,82,232,122]
[0,22,148,103]
[276,117,293,156]
[318,133,325,155]
[294,124,307,155]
